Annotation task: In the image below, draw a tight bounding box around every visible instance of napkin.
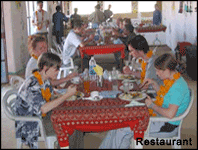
[99,90,122,98]
[93,64,103,76]
[125,100,145,107]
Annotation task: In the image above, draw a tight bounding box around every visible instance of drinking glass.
[83,74,90,94]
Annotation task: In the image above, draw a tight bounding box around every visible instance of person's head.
[154,53,182,80]
[116,17,122,26]
[37,52,61,80]
[123,24,134,35]
[37,1,43,11]
[73,19,83,33]
[95,4,100,10]
[155,4,159,10]
[74,8,78,13]
[28,35,48,57]
[108,4,111,10]
[127,35,149,58]
[56,5,61,12]
[123,18,132,26]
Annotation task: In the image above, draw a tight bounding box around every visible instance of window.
[103,1,132,13]
[72,1,97,15]
[138,1,156,12]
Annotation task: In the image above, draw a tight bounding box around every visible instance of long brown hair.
[154,53,186,73]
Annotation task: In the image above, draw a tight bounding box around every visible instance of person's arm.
[123,66,141,77]
[41,84,76,114]
[32,12,37,27]
[63,13,69,23]
[141,78,160,92]
[50,72,78,87]
[80,34,95,47]
[146,96,179,119]
[159,11,162,24]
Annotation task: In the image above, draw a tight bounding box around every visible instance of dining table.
[79,44,126,71]
[51,79,150,148]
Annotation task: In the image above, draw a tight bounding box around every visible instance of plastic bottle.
[89,56,97,81]
[111,67,118,91]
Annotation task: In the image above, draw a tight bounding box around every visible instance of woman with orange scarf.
[12,53,77,149]
[99,53,190,149]
[123,35,163,87]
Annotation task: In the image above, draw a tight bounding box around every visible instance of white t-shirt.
[62,29,81,65]
[32,10,49,34]
[25,57,38,79]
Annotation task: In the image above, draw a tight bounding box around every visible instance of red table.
[135,25,167,33]
[79,44,126,71]
[51,80,150,148]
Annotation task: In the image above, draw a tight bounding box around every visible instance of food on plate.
[118,74,135,80]
[68,91,84,100]
[119,92,143,100]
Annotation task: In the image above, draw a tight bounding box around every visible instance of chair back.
[178,42,192,56]
[2,89,18,121]
[9,76,25,90]
[180,88,194,119]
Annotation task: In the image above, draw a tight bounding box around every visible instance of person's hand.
[141,78,158,91]
[89,34,95,41]
[65,84,77,98]
[145,96,154,108]
[123,66,131,74]
[66,72,79,81]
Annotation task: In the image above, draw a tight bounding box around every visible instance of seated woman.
[99,53,190,149]
[12,52,77,149]
[25,35,77,87]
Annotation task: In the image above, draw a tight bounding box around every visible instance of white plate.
[71,77,81,84]
[67,92,85,101]
[118,92,147,101]
[82,95,103,101]
[119,85,133,91]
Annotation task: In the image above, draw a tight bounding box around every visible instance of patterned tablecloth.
[51,80,150,147]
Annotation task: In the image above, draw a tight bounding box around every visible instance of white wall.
[162,1,197,51]
[3,1,29,74]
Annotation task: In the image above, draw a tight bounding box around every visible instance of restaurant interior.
[1,1,197,149]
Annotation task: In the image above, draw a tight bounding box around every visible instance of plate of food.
[67,91,85,101]
[118,74,136,80]
[118,91,147,101]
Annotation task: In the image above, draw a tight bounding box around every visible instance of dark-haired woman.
[12,53,77,149]
[123,35,163,86]
[99,53,190,149]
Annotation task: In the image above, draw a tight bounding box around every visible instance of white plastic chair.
[130,88,194,149]
[50,41,75,79]
[2,89,58,149]
[57,58,75,79]
[9,75,25,90]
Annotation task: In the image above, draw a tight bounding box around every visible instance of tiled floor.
[1,46,197,149]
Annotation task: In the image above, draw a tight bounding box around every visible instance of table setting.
[51,64,151,148]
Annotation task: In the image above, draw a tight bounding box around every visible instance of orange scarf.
[148,72,181,116]
[36,10,44,30]
[31,54,38,60]
[140,50,153,83]
[33,71,51,117]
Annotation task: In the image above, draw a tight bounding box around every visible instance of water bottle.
[89,56,97,81]
[111,67,118,91]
